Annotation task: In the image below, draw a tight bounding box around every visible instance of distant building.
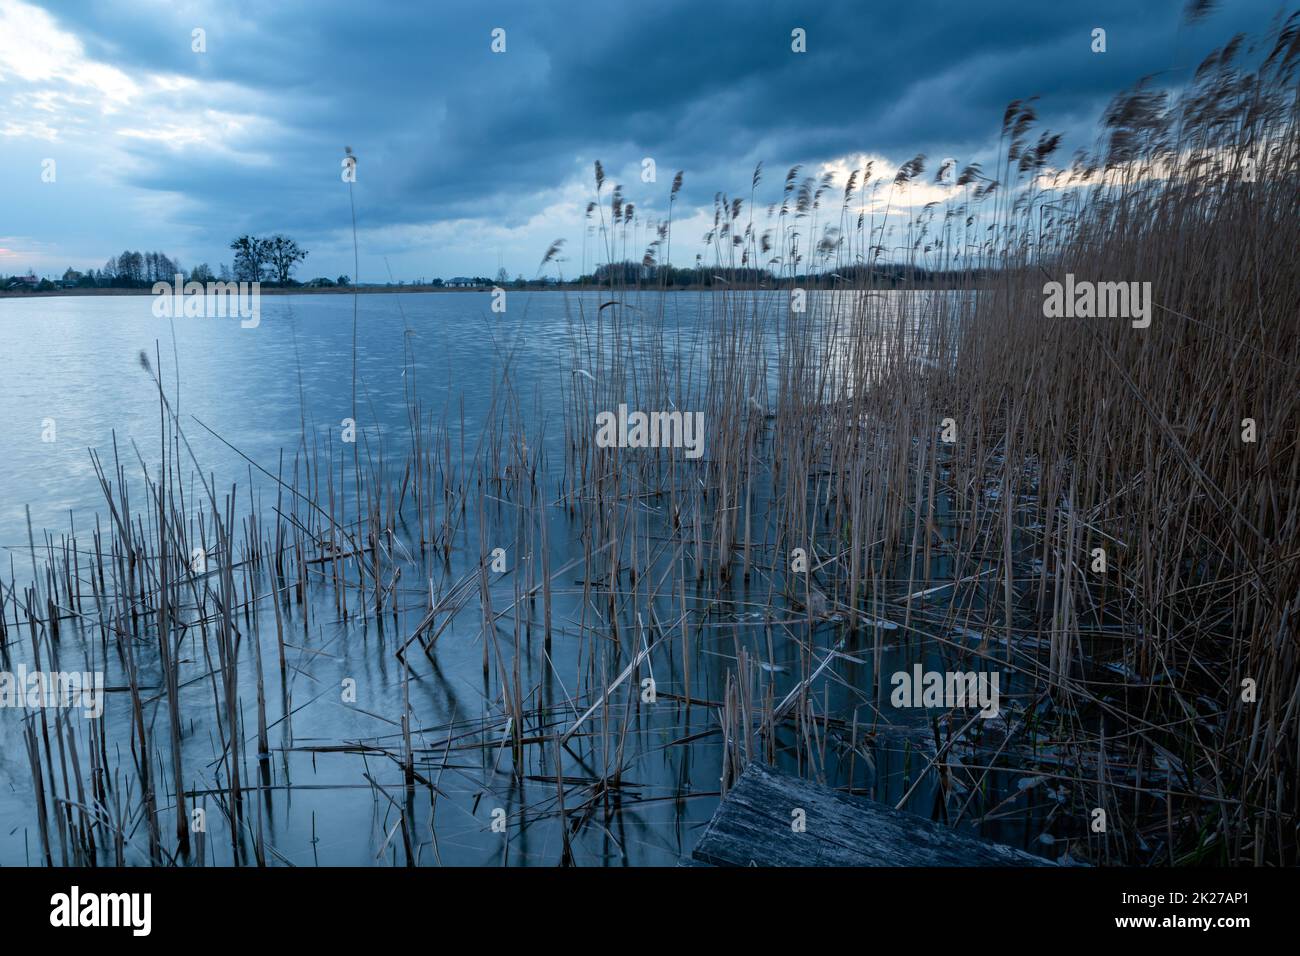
[5,274,39,290]
[446,277,477,288]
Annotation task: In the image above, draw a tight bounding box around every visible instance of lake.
[0,290,1048,866]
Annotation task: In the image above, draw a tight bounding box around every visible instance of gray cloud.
[4,0,1289,277]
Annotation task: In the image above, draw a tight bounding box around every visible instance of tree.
[190,263,214,282]
[149,252,177,282]
[266,235,308,285]
[117,250,144,285]
[229,235,271,282]
[337,274,351,286]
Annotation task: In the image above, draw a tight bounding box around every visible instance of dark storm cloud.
[10,0,1292,274]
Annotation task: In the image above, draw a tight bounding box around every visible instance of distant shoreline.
[0,285,516,298]
[0,281,987,299]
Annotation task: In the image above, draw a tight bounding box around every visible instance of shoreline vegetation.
[5,20,1299,867]
[0,283,975,298]
[0,269,990,298]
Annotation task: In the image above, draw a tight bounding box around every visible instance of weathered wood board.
[692,762,1054,867]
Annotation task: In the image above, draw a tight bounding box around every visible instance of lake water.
[0,291,1050,866]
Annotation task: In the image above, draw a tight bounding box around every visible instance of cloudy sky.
[0,0,1286,281]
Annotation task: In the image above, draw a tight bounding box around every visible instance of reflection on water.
[0,290,1049,866]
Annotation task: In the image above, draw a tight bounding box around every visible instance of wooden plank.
[693,762,1054,867]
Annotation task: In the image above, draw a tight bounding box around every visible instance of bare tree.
[229,235,271,282]
[266,235,309,285]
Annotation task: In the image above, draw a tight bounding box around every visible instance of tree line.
[1,235,316,291]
